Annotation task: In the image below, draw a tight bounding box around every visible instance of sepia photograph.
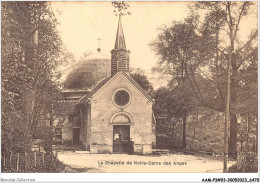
[1,0,259,182]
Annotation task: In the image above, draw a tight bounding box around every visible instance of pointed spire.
[111,16,130,76]
[114,16,126,50]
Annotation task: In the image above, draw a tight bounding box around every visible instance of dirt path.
[58,151,235,173]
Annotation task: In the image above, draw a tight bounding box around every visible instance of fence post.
[3,152,6,166]
[9,151,12,170]
[55,151,58,159]
[42,153,44,166]
[34,152,37,167]
[55,151,58,165]
[51,152,53,164]
[25,153,27,171]
[16,153,20,172]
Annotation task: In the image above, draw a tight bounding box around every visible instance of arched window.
[112,114,130,123]
[110,112,133,125]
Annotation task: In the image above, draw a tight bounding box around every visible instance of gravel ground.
[58,151,235,173]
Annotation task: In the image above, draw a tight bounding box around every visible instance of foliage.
[151,1,257,153]
[1,152,65,173]
[195,1,258,111]
[150,15,207,84]
[112,1,131,17]
[154,76,200,120]
[1,96,31,153]
[2,2,66,154]
[150,15,217,111]
[153,81,198,148]
[130,68,154,96]
[195,1,257,159]
[151,2,257,112]
[228,152,258,172]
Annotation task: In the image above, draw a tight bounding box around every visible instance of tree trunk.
[223,52,231,172]
[228,113,237,159]
[228,65,239,160]
[256,116,258,154]
[191,109,199,147]
[225,1,237,165]
[23,17,39,133]
[223,7,232,169]
[182,116,187,148]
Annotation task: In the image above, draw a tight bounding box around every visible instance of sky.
[50,1,257,89]
[51,1,189,88]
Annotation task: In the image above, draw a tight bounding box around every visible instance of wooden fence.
[1,151,60,173]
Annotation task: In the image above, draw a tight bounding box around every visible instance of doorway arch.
[110,112,133,125]
[110,112,133,153]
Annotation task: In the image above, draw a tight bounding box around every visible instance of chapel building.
[59,17,156,154]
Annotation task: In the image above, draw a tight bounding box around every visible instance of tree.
[112,1,131,17]
[130,68,154,96]
[151,2,257,159]
[153,78,198,148]
[153,87,170,119]
[195,1,258,162]
[150,15,209,105]
[150,15,210,148]
[1,2,65,153]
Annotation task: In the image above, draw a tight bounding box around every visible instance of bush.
[228,152,258,172]
[1,152,65,173]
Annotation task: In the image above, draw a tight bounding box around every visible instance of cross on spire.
[97,37,102,52]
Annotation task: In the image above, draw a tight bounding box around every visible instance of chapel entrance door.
[113,125,130,153]
[73,128,80,145]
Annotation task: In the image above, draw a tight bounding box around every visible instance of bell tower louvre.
[111,16,130,76]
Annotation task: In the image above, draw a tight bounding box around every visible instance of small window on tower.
[113,89,131,107]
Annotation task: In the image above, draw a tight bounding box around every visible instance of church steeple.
[111,17,130,76]
[114,16,126,50]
